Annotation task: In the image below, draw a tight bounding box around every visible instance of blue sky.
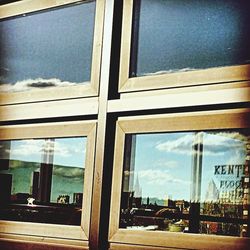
[9,137,87,168]
[0,131,248,204]
[1,0,250,91]
[130,131,247,202]
[0,1,95,92]
[0,137,87,202]
[132,133,192,201]
[137,0,250,76]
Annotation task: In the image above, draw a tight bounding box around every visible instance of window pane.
[120,131,250,237]
[132,0,250,77]
[0,137,86,225]
[0,1,95,93]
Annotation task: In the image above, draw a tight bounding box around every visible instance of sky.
[0,0,95,92]
[8,137,87,168]
[0,137,87,203]
[136,0,250,76]
[0,130,248,205]
[1,0,250,91]
[128,131,248,202]
[0,0,249,205]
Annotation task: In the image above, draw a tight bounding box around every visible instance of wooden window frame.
[109,108,250,250]
[0,0,105,104]
[0,120,96,246]
[119,0,250,93]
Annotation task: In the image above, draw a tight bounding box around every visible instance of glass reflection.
[0,1,95,93]
[0,137,86,225]
[132,0,250,77]
[120,131,250,237]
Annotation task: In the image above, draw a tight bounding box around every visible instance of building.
[0,0,249,250]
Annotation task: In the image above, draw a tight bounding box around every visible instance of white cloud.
[11,140,42,157]
[53,141,86,158]
[142,68,197,76]
[156,132,248,156]
[155,159,178,169]
[10,139,86,161]
[138,169,189,186]
[211,132,249,143]
[226,150,246,165]
[202,132,247,155]
[53,166,84,179]
[156,134,193,155]
[0,78,89,92]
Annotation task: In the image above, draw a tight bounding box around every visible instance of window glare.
[0,137,87,225]
[120,130,249,237]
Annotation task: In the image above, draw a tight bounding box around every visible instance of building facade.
[0,0,250,249]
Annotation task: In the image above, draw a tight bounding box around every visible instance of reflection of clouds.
[142,68,196,76]
[203,134,243,155]
[0,78,89,92]
[53,141,86,158]
[210,132,249,143]
[11,140,42,157]
[9,159,40,169]
[156,134,193,155]
[138,169,189,186]
[10,139,86,160]
[156,132,248,156]
[226,150,245,165]
[53,166,84,180]
[156,159,178,169]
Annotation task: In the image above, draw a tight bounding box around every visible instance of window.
[109,109,250,249]
[0,137,86,225]
[0,0,250,249]
[0,0,104,104]
[0,121,96,241]
[119,0,250,93]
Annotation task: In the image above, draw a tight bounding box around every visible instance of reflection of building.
[0,173,12,205]
[164,194,174,207]
[242,143,250,237]
[31,171,39,199]
[73,193,83,206]
[205,179,219,202]
[38,162,53,202]
[133,174,142,207]
[12,193,30,203]
[38,139,54,203]
[120,173,143,210]
[121,191,132,210]
[134,174,142,198]
[214,165,245,204]
[175,200,186,212]
[57,195,70,204]
[0,141,10,171]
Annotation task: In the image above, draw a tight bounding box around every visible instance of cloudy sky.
[136,0,250,76]
[0,137,87,202]
[1,0,250,91]
[129,131,248,202]
[0,131,248,204]
[0,0,95,92]
[9,137,87,168]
